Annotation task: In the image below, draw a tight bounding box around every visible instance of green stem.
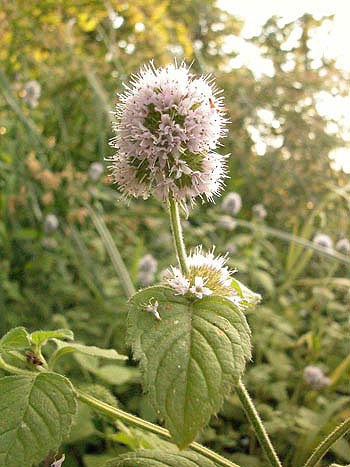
[77,390,240,467]
[303,418,350,467]
[168,196,189,274]
[236,380,283,467]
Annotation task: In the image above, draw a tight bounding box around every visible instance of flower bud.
[313,233,333,250]
[222,192,242,216]
[303,365,330,390]
[44,214,59,234]
[216,215,237,231]
[336,238,350,254]
[23,80,41,108]
[88,162,104,181]
[138,272,155,287]
[252,203,267,220]
[138,254,158,286]
[139,254,158,274]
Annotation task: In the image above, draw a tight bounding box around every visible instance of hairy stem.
[236,380,283,467]
[303,418,350,467]
[168,196,189,274]
[77,390,241,467]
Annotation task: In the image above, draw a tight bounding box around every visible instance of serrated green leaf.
[104,449,218,467]
[0,327,31,351]
[50,340,128,368]
[30,329,74,346]
[0,373,77,467]
[128,286,251,448]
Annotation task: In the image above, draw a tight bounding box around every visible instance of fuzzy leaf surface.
[0,373,77,467]
[103,449,218,467]
[30,329,74,346]
[128,286,251,448]
[0,327,31,351]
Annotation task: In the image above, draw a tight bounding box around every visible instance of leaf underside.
[104,449,218,467]
[0,373,77,467]
[128,286,251,448]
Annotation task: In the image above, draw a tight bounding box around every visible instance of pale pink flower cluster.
[109,62,228,202]
[164,246,239,301]
[313,233,333,250]
[303,365,330,390]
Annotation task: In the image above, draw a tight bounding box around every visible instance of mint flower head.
[109,62,228,202]
[164,246,238,301]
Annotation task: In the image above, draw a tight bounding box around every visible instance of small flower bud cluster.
[225,242,237,255]
[23,80,41,108]
[216,215,237,231]
[109,62,228,203]
[138,254,158,286]
[222,192,242,216]
[44,214,59,234]
[252,203,267,220]
[164,246,240,302]
[89,162,104,181]
[303,365,330,390]
[313,233,333,250]
[336,238,350,254]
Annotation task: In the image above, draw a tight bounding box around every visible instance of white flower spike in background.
[23,80,41,108]
[313,233,333,250]
[88,162,104,181]
[303,365,330,390]
[138,253,158,286]
[252,203,267,220]
[109,62,228,202]
[222,192,242,215]
[44,213,59,234]
[336,238,350,254]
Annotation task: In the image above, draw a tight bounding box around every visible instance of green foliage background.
[0,1,349,466]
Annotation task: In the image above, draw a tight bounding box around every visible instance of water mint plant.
[0,62,349,467]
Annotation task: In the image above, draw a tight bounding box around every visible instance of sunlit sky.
[217,0,350,173]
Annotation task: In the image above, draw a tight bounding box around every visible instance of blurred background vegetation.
[0,1,349,466]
